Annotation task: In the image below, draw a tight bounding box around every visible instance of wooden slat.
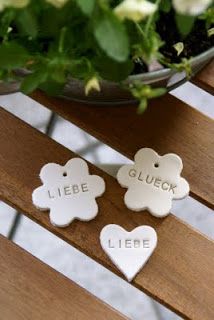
[192,60,214,95]
[30,91,214,210]
[0,234,126,320]
[0,107,214,320]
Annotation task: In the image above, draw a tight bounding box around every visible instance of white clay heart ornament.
[100,224,157,282]
[32,158,105,227]
[117,148,189,217]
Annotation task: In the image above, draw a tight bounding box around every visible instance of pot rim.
[127,47,214,82]
[0,47,213,98]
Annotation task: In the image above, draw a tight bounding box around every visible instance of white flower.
[0,1,7,11]
[11,0,29,7]
[85,76,101,96]
[0,0,29,11]
[114,0,157,22]
[173,0,212,15]
[46,0,69,8]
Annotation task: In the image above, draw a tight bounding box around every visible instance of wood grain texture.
[0,234,126,320]
[192,60,214,95]
[0,107,214,320]
[30,91,214,209]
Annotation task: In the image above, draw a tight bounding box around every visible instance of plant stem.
[58,27,67,54]
[135,22,146,38]
[145,0,161,35]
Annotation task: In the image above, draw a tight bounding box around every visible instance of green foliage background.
[0,0,213,110]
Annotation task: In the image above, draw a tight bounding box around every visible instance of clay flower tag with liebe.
[117,148,189,217]
[32,158,105,227]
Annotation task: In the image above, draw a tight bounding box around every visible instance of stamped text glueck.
[47,183,89,199]
[108,238,151,249]
[129,169,177,194]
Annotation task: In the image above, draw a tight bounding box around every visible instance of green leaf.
[133,25,164,64]
[15,9,38,38]
[175,14,195,37]
[46,56,68,83]
[50,66,66,83]
[95,56,133,82]
[208,27,214,37]
[69,59,92,80]
[21,69,48,94]
[137,99,147,114]
[170,58,192,78]
[0,9,15,38]
[94,12,129,62]
[148,87,166,98]
[0,42,30,69]
[76,0,95,16]
[39,79,65,96]
[160,0,171,13]
[129,82,166,114]
[199,7,214,29]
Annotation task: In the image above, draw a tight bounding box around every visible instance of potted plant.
[0,0,213,112]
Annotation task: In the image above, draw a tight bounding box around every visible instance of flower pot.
[0,47,213,104]
[62,47,214,104]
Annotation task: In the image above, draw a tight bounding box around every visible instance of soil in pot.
[133,10,214,74]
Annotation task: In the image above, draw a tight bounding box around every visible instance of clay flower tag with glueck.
[32,158,105,227]
[117,148,189,217]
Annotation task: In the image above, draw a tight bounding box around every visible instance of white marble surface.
[0,83,213,320]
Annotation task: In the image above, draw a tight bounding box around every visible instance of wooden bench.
[0,61,213,320]
[0,234,127,320]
